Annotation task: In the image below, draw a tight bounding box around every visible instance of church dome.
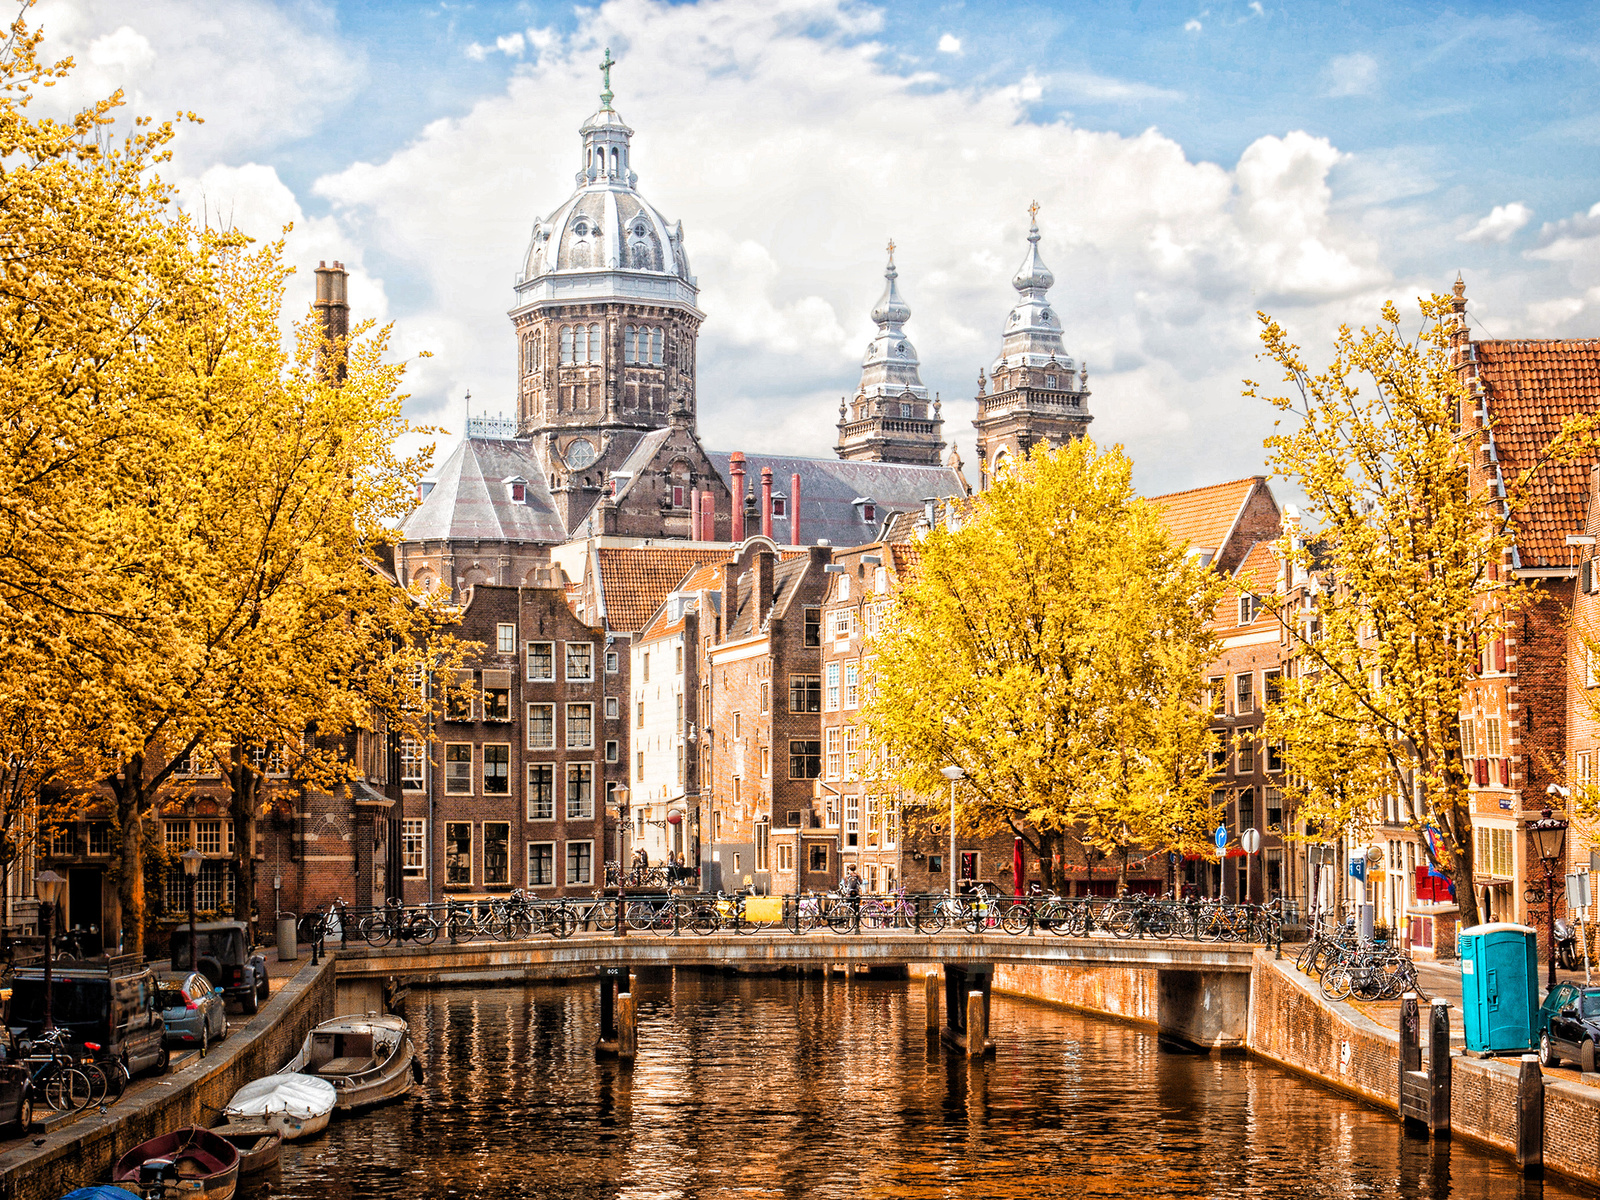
[514,61,696,307]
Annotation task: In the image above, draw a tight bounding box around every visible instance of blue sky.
[31,0,1600,494]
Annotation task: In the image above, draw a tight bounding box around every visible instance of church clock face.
[564,439,597,470]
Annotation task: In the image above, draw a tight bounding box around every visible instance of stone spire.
[835,241,945,465]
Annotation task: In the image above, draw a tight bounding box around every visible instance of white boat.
[280,1013,417,1111]
[223,1073,337,1141]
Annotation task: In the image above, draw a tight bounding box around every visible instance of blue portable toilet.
[1458,922,1538,1054]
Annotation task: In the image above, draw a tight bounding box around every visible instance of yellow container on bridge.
[741,897,785,924]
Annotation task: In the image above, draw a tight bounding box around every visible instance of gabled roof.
[706,451,964,550]
[725,553,815,640]
[1475,339,1600,568]
[401,437,566,544]
[592,546,729,633]
[1150,477,1261,559]
[1216,540,1279,634]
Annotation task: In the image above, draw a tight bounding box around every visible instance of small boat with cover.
[210,1122,282,1174]
[110,1126,239,1199]
[280,1013,417,1111]
[221,1073,335,1141]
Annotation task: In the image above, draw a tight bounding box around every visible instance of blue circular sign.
[1213,825,1228,850]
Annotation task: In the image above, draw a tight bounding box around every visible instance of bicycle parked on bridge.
[362,898,440,948]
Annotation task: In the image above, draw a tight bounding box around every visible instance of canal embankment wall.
[913,951,1600,1187]
[0,956,334,1200]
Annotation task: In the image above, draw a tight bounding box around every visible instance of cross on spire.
[599,47,616,109]
[1028,199,1040,222]
[886,237,896,260]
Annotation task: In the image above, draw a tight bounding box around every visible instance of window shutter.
[1584,559,1594,594]
[1475,758,1489,788]
[1493,639,1506,673]
[482,669,513,690]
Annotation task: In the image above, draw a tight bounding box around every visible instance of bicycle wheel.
[827,904,856,933]
[411,916,440,946]
[1321,967,1353,1002]
[360,915,392,948]
[917,904,947,935]
[1001,903,1033,935]
[77,1061,109,1105]
[686,903,720,935]
[1107,909,1138,940]
[45,1067,92,1112]
[625,900,656,931]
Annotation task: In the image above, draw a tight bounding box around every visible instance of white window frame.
[402,818,426,877]
[566,839,594,886]
[483,743,511,796]
[566,762,595,820]
[482,821,512,886]
[527,763,555,821]
[604,696,619,719]
[526,641,555,682]
[825,727,842,780]
[445,821,473,886]
[497,623,517,655]
[445,743,473,794]
[844,661,859,709]
[825,662,841,711]
[400,737,426,789]
[527,703,555,750]
[566,702,595,750]
[566,641,594,683]
[528,841,556,888]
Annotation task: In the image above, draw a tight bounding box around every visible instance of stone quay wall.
[0,957,334,1200]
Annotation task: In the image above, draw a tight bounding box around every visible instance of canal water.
[260,972,1572,1199]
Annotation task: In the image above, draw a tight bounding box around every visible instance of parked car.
[156,971,228,1056]
[1538,981,1600,1068]
[6,956,167,1078]
[170,922,270,1015]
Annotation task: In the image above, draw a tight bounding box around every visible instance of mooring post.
[1428,997,1452,1138]
[966,990,986,1059]
[1517,1054,1544,1176]
[925,972,940,1034]
[618,992,637,1061]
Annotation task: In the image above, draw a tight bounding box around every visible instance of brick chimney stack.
[730,453,746,542]
[791,472,802,546]
[314,260,350,384]
[761,467,774,539]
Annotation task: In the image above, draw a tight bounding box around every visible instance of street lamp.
[612,786,630,938]
[940,766,965,898]
[181,847,204,974]
[33,870,65,1031]
[1528,806,1570,989]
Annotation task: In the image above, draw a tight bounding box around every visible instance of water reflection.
[259,971,1575,1200]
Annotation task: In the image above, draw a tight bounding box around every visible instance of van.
[7,957,168,1077]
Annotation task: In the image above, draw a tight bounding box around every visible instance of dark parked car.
[170,922,269,1014]
[156,971,228,1055]
[6,957,167,1078]
[1538,981,1600,1068]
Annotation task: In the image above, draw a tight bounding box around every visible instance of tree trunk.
[1116,847,1129,896]
[227,748,261,946]
[111,755,147,960]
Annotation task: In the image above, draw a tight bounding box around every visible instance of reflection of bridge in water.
[332,932,1263,1055]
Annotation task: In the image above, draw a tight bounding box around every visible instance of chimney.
[791,473,802,546]
[922,496,937,529]
[313,260,349,384]
[702,492,715,542]
[755,548,775,625]
[730,453,747,542]
[719,560,739,640]
[761,468,774,539]
[689,489,701,541]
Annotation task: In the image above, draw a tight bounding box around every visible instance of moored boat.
[222,1073,335,1141]
[210,1122,283,1175]
[110,1126,239,1200]
[279,1013,416,1111]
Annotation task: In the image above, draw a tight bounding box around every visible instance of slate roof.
[1150,478,1260,559]
[726,554,815,639]
[706,451,964,550]
[401,437,566,544]
[593,546,730,633]
[1475,339,1600,569]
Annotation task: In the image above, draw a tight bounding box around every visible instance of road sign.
[1213,825,1228,851]
[1241,828,1261,855]
[1349,858,1366,882]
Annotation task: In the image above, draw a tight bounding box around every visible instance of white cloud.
[938,33,961,54]
[1185,19,1203,33]
[306,0,1394,489]
[1049,70,1182,104]
[29,0,361,161]
[467,31,529,61]
[1324,52,1379,98]
[1458,202,1532,244]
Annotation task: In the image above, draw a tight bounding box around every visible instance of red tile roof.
[1475,339,1600,568]
[594,547,729,633]
[1215,540,1279,633]
[1151,478,1260,555]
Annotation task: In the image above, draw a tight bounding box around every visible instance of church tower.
[835,242,946,466]
[973,204,1091,489]
[510,50,705,530]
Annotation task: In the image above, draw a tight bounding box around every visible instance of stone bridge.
[330,932,1261,1053]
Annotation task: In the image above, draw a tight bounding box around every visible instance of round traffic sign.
[1213,825,1228,850]
[1241,828,1261,855]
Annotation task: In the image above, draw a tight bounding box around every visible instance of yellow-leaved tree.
[1251,296,1590,929]
[864,440,1222,892]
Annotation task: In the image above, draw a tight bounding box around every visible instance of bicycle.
[362,901,440,948]
[860,888,920,930]
[17,1029,92,1112]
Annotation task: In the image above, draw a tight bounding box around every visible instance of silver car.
[156,971,227,1056]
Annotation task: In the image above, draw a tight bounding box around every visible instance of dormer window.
[772,497,787,518]
[503,476,528,504]
[900,403,913,418]
[1045,374,1058,389]
[863,503,875,523]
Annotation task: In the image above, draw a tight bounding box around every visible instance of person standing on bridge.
[841,864,863,918]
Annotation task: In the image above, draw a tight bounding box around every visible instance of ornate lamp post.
[1528,808,1570,989]
[33,870,66,1030]
[940,766,965,898]
[181,847,204,973]
[612,785,630,938]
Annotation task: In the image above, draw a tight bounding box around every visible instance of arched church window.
[650,327,663,366]
[560,327,574,365]
[610,147,619,176]
[588,324,602,363]
[624,325,636,364]
[571,325,586,363]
